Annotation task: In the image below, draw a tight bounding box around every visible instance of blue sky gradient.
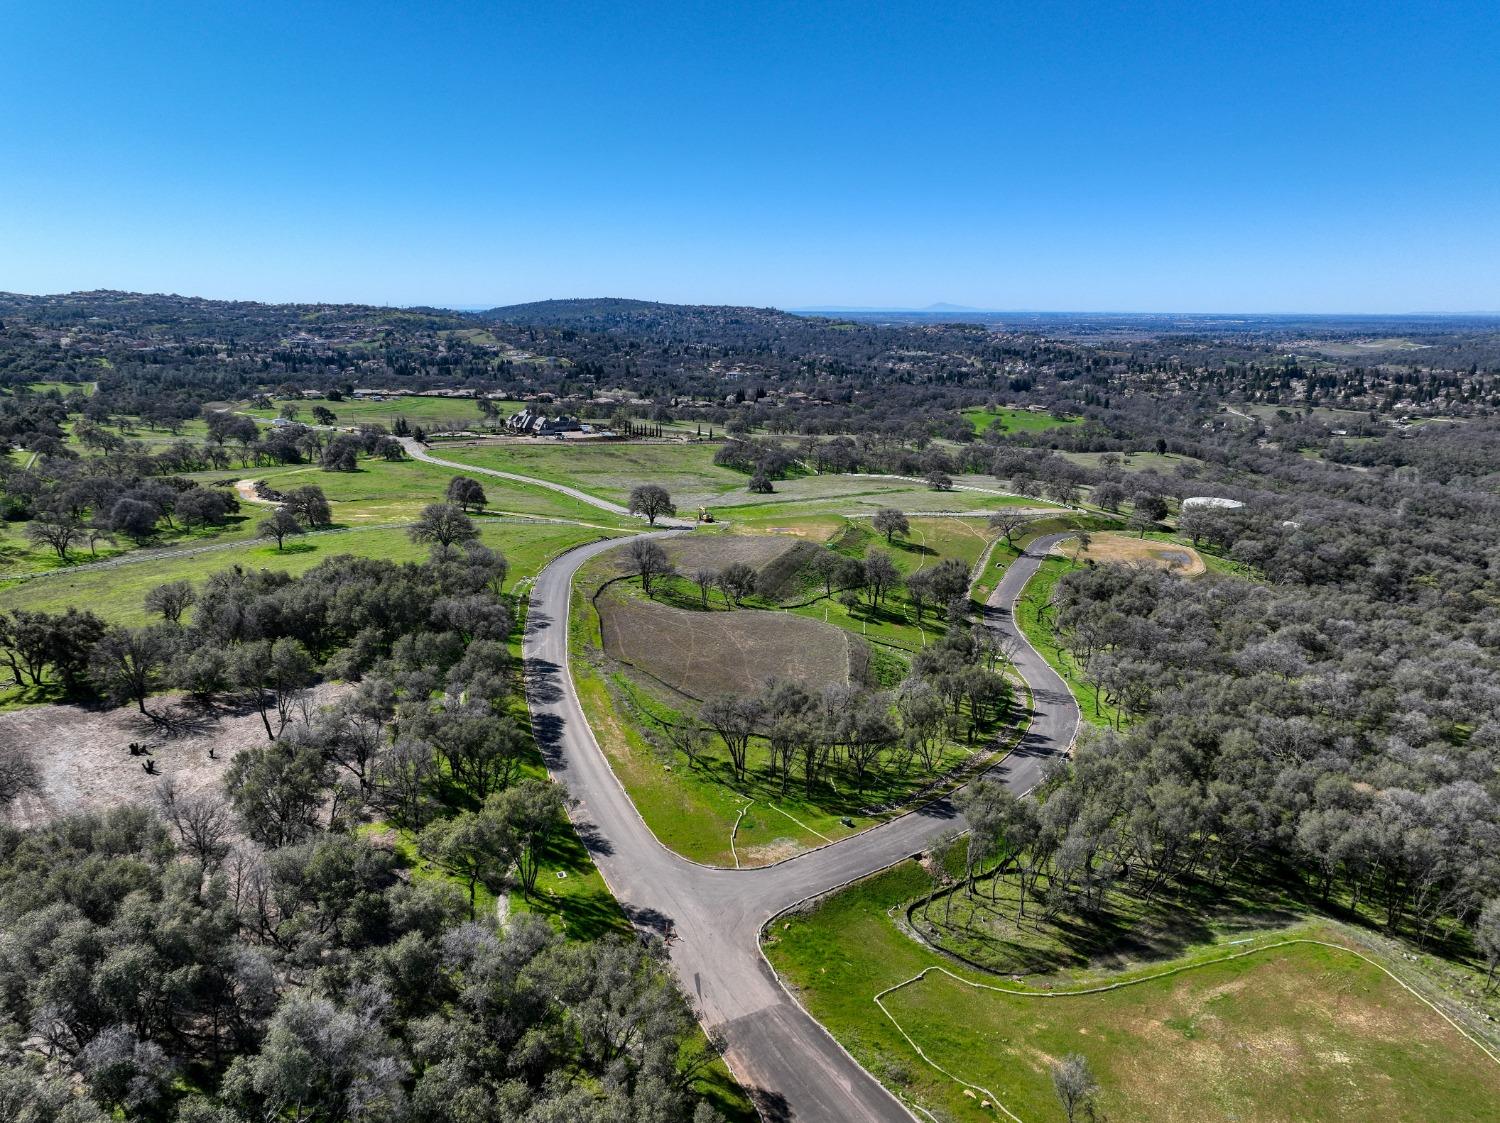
[2,1,1496,311]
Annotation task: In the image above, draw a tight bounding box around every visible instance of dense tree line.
[1000,556,1500,952]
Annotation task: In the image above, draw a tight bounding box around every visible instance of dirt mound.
[754,540,827,603]
[596,590,855,700]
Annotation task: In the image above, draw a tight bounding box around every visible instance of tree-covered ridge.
[6,292,1500,451]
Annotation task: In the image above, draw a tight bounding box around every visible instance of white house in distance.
[1182,496,1246,511]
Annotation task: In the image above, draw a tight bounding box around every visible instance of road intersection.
[523,531,1080,1120]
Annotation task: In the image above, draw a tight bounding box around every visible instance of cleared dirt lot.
[597,590,855,700]
[0,685,346,829]
[1064,531,1206,575]
[656,534,799,574]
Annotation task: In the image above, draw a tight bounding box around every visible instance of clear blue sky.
[2,1,1497,312]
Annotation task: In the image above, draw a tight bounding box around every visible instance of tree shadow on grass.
[921,869,1302,977]
[893,538,937,558]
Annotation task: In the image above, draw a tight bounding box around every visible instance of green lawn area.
[719,475,1044,522]
[1061,449,1199,475]
[765,862,1500,1123]
[242,394,522,430]
[201,455,635,527]
[438,441,1049,521]
[441,441,749,509]
[963,406,1082,434]
[0,454,630,581]
[62,415,215,451]
[26,380,96,395]
[0,507,261,578]
[0,520,612,626]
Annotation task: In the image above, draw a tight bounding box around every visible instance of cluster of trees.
[659,617,1012,796]
[0,536,511,718]
[0,461,244,560]
[0,804,722,1121]
[0,411,407,565]
[712,437,799,492]
[627,531,948,623]
[0,514,726,1119]
[676,680,902,795]
[1008,559,1500,953]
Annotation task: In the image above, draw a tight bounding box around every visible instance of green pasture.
[0,452,629,581]
[962,406,1082,434]
[766,862,1500,1123]
[242,394,521,428]
[0,520,610,627]
[438,441,1050,520]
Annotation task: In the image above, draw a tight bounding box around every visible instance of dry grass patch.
[1064,531,1206,575]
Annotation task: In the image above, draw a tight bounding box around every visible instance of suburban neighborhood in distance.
[3,4,1500,1123]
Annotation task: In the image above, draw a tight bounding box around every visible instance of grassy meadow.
[765,861,1500,1123]
[962,406,1082,435]
[241,394,523,429]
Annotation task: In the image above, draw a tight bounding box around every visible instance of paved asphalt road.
[523,532,1080,1122]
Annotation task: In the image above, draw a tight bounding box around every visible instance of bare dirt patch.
[235,478,278,506]
[596,590,854,700]
[0,685,347,829]
[737,838,803,864]
[657,535,798,574]
[1065,531,1206,575]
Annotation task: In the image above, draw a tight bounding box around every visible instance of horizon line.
[4,288,1500,319]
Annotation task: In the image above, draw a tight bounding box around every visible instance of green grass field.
[242,394,522,429]
[204,455,635,527]
[441,441,749,508]
[437,441,1050,522]
[26,380,97,396]
[765,862,1500,1123]
[963,406,1082,434]
[0,520,613,627]
[0,453,630,581]
[1061,449,1199,475]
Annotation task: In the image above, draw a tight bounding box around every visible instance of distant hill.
[478,297,850,346]
[481,297,810,330]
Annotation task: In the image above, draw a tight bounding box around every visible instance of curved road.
[402,437,691,526]
[523,533,1080,1121]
